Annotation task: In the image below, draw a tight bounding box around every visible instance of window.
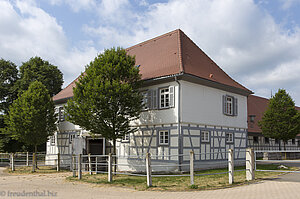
[226,133,233,143]
[292,139,296,145]
[298,140,300,147]
[249,115,256,123]
[58,107,65,122]
[223,95,238,116]
[160,88,170,108]
[201,131,210,142]
[253,136,258,144]
[69,134,76,144]
[275,139,279,144]
[141,91,149,110]
[50,135,55,145]
[265,137,269,144]
[122,134,130,142]
[159,130,169,145]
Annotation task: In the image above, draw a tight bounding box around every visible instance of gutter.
[174,75,182,171]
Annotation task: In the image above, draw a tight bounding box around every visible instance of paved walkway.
[0,167,300,199]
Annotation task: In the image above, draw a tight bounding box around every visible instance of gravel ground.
[1,167,300,199]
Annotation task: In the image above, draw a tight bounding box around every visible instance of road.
[0,167,300,199]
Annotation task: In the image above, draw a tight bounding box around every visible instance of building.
[247,95,300,151]
[47,29,252,171]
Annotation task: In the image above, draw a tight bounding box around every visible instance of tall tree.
[65,47,143,160]
[259,89,300,150]
[17,57,63,96]
[4,81,56,152]
[0,59,19,152]
[0,59,19,114]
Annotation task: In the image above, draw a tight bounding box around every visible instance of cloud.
[1,0,300,105]
[0,0,97,86]
[279,0,300,10]
[82,0,300,105]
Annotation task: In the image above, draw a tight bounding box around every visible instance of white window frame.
[201,131,210,142]
[122,134,130,142]
[159,130,169,145]
[226,96,233,115]
[159,88,170,109]
[226,132,233,143]
[141,91,149,110]
[59,106,65,122]
[50,135,55,146]
[69,134,76,144]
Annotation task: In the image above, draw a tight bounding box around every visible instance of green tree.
[65,47,143,160]
[0,59,19,114]
[0,59,19,152]
[17,57,63,96]
[259,89,300,150]
[4,81,56,152]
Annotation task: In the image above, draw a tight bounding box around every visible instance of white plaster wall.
[181,80,248,129]
[135,82,178,126]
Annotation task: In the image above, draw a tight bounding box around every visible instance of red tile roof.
[248,95,300,133]
[53,29,251,102]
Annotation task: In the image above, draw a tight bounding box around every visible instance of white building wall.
[181,80,247,129]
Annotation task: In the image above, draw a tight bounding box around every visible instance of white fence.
[70,149,254,187]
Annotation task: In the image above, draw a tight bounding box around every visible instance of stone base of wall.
[263,152,300,160]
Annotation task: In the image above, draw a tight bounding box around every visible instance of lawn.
[5,166,70,174]
[66,164,297,191]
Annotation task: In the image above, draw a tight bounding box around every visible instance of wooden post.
[26,152,29,166]
[190,151,194,185]
[78,154,82,180]
[11,153,15,171]
[246,148,255,181]
[228,149,234,184]
[146,153,152,187]
[57,153,60,172]
[88,153,92,175]
[95,156,98,174]
[32,153,36,172]
[72,155,76,177]
[108,153,112,182]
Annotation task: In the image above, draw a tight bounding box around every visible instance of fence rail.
[7,148,299,187]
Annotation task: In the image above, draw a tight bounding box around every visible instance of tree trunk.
[113,139,117,174]
[279,140,281,151]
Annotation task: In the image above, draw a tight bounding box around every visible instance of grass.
[5,166,70,174]
[66,164,298,191]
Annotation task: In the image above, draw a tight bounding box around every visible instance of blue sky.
[1,0,300,105]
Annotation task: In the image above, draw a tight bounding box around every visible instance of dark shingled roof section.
[247,95,300,134]
[53,29,251,102]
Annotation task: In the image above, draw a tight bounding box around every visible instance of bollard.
[32,153,36,172]
[190,151,194,185]
[88,153,92,175]
[57,153,60,172]
[146,153,152,187]
[11,153,15,171]
[108,153,112,182]
[228,149,234,184]
[26,152,29,166]
[246,148,255,181]
[78,154,82,180]
[72,155,76,177]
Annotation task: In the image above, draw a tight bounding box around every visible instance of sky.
[0,0,300,106]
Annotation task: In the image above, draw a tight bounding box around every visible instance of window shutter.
[169,86,175,108]
[222,95,226,115]
[153,89,158,109]
[147,90,152,109]
[234,97,238,116]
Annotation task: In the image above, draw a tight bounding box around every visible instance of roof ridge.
[126,29,180,52]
